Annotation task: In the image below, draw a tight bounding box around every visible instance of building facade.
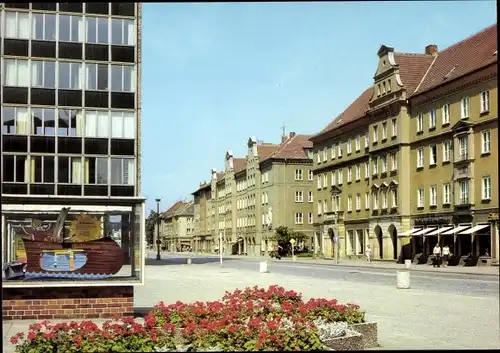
[1,2,145,320]
[310,24,498,265]
[157,201,194,251]
[192,133,316,255]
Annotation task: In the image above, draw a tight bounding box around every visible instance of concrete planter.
[322,322,378,350]
[323,331,363,351]
[350,322,378,349]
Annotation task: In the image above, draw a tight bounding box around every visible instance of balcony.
[453,165,471,180]
[454,152,470,164]
[455,196,472,210]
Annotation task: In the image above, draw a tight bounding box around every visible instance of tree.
[272,226,306,256]
[145,210,160,247]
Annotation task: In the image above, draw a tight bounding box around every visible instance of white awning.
[398,228,421,237]
[442,225,470,235]
[426,227,453,236]
[458,224,490,235]
[412,228,437,236]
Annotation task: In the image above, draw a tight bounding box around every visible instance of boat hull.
[22,238,124,276]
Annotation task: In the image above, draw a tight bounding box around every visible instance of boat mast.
[52,207,70,243]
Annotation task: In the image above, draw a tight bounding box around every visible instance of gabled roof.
[268,134,313,160]
[162,201,185,218]
[163,201,194,219]
[312,23,497,141]
[412,23,497,96]
[233,158,247,174]
[257,143,279,161]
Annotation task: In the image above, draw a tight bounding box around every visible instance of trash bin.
[396,270,410,289]
[259,262,269,273]
[404,259,412,269]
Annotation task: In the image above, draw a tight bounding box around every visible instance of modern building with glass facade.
[1,2,145,320]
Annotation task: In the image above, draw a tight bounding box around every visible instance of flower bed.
[11,285,375,352]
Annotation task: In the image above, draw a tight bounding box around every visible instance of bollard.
[259,261,269,273]
[292,255,297,262]
[405,259,412,269]
[186,258,192,265]
[396,270,410,289]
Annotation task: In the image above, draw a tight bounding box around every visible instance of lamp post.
[155,199,161,261]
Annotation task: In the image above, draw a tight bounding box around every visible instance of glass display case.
[1,197,145,287]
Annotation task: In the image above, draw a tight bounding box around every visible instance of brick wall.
[2,285,134,320]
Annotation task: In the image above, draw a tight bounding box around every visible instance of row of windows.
[3,59,136,92]
[2,154,135,185]
[2,106,135,139]
[317,188,398,214]
[295,190,314,203]
[415,92,490,132]
[416,177,492,207]
[3,3,136,17]
[415,131,491,168]
[294,212,314,225]
[294,169,314,181]
[3,11,136,46]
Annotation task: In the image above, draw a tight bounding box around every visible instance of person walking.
[433,243,442,268]
[442,244,450,267]
[365,245,372,264]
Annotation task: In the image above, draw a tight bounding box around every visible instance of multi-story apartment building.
[192,133,315,255]
[1,2,144,319]
[310,24,498,265]
[158,201,195,251]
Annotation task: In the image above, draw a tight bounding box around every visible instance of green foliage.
[146,210,160,246]
[272,226,307,255]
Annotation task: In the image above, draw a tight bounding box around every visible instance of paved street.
[4,254,499,351]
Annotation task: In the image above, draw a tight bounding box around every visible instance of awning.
[426,227,453,236]
[398,228,421,237]
[442,225,470,235]
[412,228,437,236]
[458,224,490,235]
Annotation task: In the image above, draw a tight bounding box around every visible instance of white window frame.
[323,200,328,213]
[337,144,342,157]
[110,64,136,93]
[481,131,491,154]
[482,176,491,200]
[417,148,424,168]
[461,97,470,119]
[355,165,361,181]
[331,171,336,186]
[391,153,397,171]
[391,118,397,137]
[337,169,343,185]
[356,194,361,211]
[308,170,313,181]
[322,149,328,162]
[331,145,336,159]
[364,132,369,148]
[110,110,135,139]
[417,114,423,132]
[442,141,451,162]
[308,191,313,203]
[347,167,352,183]
[364,161,369,179]
[429,145,437,166]
[347,196,352,212]
[459,136,468,159]
[459,180,469,204]
[365,192,370,210]
[381,191,388,209]
[443,184,451,204]
[3,59,30,87]
[372,158,378,175]
[381,155,387,173]
[4,11,31,40]
[442,104,450,125]
[417,188,424,208]
[111,18,136,46]
[308,212,313,224]
[429,109,436,129]
[430,185,437,206]
[316,152,321,164]
[295,212,303,224]
[295,190,303,203]
[372,126,378,143]
[295,169,303,181]
[391,189,398,208]
[322,173,327,188]
[31,60,56,89]
[480,90,490,113]
[85,16,109,44]
[31,12,57,41]
[317,175,321,189]
[382,122,387,140]
[373,192,379,209]
[58,61,84,90]
[355,135,361,151]
[347,139,352,154]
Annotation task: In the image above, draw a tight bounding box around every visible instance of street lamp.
[155,198,161,261]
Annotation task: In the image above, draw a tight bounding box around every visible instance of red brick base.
[2,285,134,320]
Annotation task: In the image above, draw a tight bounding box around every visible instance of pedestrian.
[442,244,450,267]
[365,245,372,263]
[274,244,283,260]
[433,243,442,268]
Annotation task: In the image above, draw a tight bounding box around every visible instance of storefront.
[2,195,146,320]
[344,222,369,258]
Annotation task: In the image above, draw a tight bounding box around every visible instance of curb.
[163,253,499,277]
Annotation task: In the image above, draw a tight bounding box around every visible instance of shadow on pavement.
[145,257,236,266]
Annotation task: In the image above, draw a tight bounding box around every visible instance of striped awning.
[426,227,453,236]
[412,228,437,236]
[458,224,490,235]
[398,228,421,237]
[442,225,470,235]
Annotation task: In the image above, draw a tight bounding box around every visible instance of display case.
[1,195,146,288]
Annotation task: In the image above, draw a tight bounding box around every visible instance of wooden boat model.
[20,208,124,278]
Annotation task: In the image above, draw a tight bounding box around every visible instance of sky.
[141,0,497,212]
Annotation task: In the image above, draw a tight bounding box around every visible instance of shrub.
[10,317,176,353]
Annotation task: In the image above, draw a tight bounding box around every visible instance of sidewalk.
[168,252,500,276]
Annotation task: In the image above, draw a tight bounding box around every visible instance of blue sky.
[141,1,496,212]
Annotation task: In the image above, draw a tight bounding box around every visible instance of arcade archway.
[374,225,383,259]
[388,224,398,260]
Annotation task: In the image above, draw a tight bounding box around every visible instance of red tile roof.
[313,23,497,140]
[269,134,313,160]
[233,158,247,174]
[162,201,185,218]
[257,143,279,161]
[412,23,497,96]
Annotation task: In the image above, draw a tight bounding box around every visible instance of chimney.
[425,44,438,56]
[289,132,296,138]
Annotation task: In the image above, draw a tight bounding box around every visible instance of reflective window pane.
[97,17,109,44]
